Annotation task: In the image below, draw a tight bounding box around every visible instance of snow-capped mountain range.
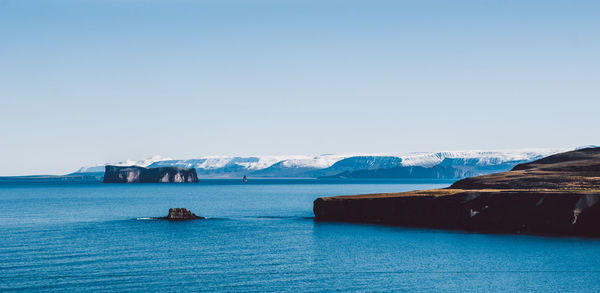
[74,148,573,179]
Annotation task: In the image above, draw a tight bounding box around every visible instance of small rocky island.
[314,147,600,237]
[103,165,198,183]
[156,208,205,220]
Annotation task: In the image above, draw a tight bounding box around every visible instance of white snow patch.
[76,155,172,173]
[397,149,567,167]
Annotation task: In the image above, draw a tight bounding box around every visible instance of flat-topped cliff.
[314,147,600,237]
[103,166,198,183]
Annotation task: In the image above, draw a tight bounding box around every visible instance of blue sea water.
[1,179,600,292]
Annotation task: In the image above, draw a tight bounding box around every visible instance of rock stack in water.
[103,166,199,183]
[157,208,205,220]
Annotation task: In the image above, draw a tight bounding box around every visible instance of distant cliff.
[321,165,475,179]
[314,147,600,237]
[103,166,198,183]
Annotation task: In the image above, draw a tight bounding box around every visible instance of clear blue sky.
[1,0,598,175]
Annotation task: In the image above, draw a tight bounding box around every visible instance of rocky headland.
[103,166,198,183]
[314,147,600,237]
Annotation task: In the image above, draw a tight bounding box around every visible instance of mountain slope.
[73,149,568,179]
[323,165,475,180]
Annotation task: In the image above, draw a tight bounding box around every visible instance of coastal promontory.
[103,165,199,183]
[314,147,600,237]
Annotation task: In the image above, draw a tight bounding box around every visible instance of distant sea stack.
[103,166,198,183]
[314,147,600,237]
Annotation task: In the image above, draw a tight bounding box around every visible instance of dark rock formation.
[314,190,600,237]
[103,166,198,183]
[314,147,600,237]
[156,208,205,220]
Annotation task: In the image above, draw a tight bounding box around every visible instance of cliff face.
[103,166,198,183]
[314,147,600,237]
[322,165,474,179]
[314,190,600,237]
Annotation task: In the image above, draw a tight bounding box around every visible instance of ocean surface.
[1,179,600,292]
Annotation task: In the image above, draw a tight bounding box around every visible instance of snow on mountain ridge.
[397,149,566,168]
[76,155,172,173]
[75,148,570,174]
[278,154,357,169]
